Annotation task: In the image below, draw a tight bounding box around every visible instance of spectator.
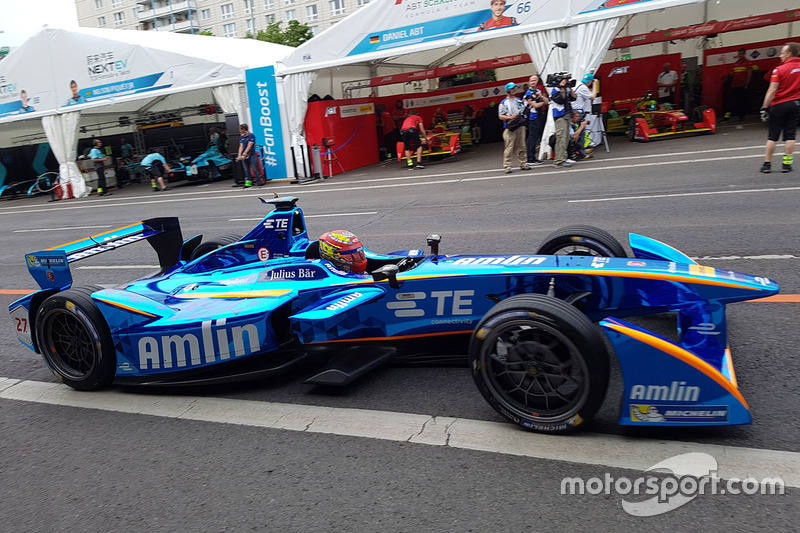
[400,110,427,170]
[656,62,679,106]
[140,150,172,192]
[759,43,800,174]
[89,138,111,196]
[498,82,530,173]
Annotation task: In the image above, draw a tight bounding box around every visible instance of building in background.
[74,0,369,38]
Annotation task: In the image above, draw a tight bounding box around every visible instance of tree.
[252,20,313,47]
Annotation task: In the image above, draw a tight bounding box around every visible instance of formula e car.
[606,93,716,141]
[165,145,233,183]
[396,127,461,163]
[10,197,778,434]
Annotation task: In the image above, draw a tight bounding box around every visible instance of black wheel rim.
[480,319,590,422]
[39,309,99,380]
[549,239,615,257]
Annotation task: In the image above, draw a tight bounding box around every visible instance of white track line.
[571,186,800,203]
[0,148,783,217]
[1,377,797,487]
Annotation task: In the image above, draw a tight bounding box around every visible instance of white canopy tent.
[0,28,293,197]
[276,0,702,162]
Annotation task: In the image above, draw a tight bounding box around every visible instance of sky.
[0,0,80,48]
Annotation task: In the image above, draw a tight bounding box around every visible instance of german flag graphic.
[370,35,380,44]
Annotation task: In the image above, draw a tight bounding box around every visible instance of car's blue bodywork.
[10,197,779,429]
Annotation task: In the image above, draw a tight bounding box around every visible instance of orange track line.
[749,294,800,303]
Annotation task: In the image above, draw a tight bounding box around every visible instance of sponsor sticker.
[630,405,728,423]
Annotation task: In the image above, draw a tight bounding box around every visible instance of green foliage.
[253,20,313,47]
[199,30,214,36]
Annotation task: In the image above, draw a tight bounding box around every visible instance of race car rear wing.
[27,217,183,290]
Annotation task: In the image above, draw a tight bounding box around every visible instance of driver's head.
[318,230,367,273]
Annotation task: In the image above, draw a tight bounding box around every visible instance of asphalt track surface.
[1,119,798,531]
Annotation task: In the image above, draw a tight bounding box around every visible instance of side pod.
[600,317,751,427]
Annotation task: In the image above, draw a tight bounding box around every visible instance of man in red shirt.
[376,105,397,160]
[400,111,427,170]
[478,0,516,31]
[760,43,800,173]
[725,48,756,122]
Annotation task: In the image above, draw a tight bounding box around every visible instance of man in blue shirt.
[523,74,548,164]
[89,139,111,196]
[65,80,85,106]
[237,123,261,187]
[140,151,172,192]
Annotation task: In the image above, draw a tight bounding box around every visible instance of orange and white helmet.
[318,230,367,273]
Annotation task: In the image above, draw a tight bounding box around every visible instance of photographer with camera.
[498,82,531,173]
[523,74,549,165]
[549,73,577,168]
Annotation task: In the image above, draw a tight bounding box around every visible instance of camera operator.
[550,75,577,167]
[524,74,549,165]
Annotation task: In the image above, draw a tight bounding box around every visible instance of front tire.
[469,294,610,433]
[36,286,116,390]
[536,225,627,257]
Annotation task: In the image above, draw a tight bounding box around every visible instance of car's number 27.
[10,305,33,345]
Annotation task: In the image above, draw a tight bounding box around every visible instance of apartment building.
[74,0,371,38]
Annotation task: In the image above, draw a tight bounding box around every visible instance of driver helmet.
[318,230,367,273]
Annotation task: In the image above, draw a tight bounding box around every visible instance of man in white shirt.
[657,62,679,106]
[498,82,531,173]
[573,74,596,159]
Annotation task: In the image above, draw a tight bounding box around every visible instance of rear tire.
[189,234,243,260]
[469,294,609,433]
[36,285,116,390]
[536,225,627,257]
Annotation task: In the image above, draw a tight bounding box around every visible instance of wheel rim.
[39,309,99,380]
[549,239,615,256]
[480,319,590,422]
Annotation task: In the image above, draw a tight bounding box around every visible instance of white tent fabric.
[523,18,618,161]
[212,84,248,124]
[42,112,87,198]
[283,71,318,166]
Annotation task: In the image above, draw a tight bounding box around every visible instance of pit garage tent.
[0,28,292,197]
[277,0,703,161]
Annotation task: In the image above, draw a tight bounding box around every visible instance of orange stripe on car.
[603,321,748,408]
[94,298,158,318]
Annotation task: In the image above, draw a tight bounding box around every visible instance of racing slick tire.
[692,105,709,125]
[35,285,116,391]
[469,294,610,434]
[536,225,627,257]
[189,234,243,261]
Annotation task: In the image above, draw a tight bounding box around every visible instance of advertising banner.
[245,65,287,179]
[284,0,698,69]
[0,29,244,121]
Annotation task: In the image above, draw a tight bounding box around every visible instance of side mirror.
[372,264,400,289]
[426,233,441,255]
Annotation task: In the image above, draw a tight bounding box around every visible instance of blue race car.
[9,197,779,433]
[168,145,233,182]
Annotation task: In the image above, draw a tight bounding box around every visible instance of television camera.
[546,72,576,88]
